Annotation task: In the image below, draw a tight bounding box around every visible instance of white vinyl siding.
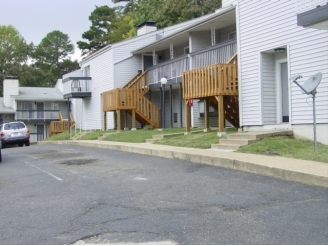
[114,56,143,88]
[80,48,113,130]
[238,0,328,126]
[190,31,212,52]
[261,52,276,125]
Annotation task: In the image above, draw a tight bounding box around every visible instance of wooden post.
[132,109,136,130]
[116,109,121,131]
[204,98,210,132]
[216,95,226,137]
[185,100,191,133]
[104,111,107,131]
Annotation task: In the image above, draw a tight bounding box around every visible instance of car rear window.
[4,123,26,130]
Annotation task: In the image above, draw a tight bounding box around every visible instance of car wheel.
[25,141,30,146]
[18,143,24,147]
[0,151,2,162]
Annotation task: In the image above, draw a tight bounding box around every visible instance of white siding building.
[236,0,328,144]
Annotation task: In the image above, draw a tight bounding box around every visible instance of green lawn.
[238,136,328,163]
[45,128,328,163]
[102,128,205,143]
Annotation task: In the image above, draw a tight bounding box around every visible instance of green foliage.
[0,25,33,95]
[77,5,118,55]
[32,30,79,87]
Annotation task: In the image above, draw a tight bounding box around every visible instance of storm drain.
[60,158,96,165]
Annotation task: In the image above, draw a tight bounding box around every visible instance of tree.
[0,25,33,95]
[33,30,79,87]
[77,5,118,55]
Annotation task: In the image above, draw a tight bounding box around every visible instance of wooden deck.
[183,54,239,133]
[49,113,75,136]
[102,71,161,129]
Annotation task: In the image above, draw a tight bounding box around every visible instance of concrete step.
[211,143,240,151]
[219,139,257,146]
[145,139,156,144]
[226,130,293,140]
[226,134,257,140]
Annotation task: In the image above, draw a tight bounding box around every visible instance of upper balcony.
[147,39,237,86]
[296,0,328,30]
[62,77,92,99]
[16,110,61,122]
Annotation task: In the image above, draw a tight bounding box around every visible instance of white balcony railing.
[147,40,237,85]
[295,0,328,14]
[16,110,60,121]
[190,40,237,69]
[63,79,91,95]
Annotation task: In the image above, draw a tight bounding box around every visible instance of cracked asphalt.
[0,143,327,244]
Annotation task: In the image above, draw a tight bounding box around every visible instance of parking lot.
[0,143,327,244]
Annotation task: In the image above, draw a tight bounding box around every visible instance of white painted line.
[25,162,63,181]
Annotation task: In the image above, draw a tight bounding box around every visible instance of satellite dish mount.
[291,73,322,151]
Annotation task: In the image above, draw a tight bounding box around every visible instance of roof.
[11,87,65,101]
[79,7,235,65]
[133,5,236,54]
[0,98,15,114]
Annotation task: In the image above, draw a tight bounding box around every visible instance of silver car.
[0,122,30,148]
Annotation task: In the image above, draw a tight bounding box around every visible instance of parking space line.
[25,162,63,181]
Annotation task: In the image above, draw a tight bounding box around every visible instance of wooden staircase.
[209,96,239,128]
[102,71,160,129]
[183,53,239,132]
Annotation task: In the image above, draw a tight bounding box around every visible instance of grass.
[103,128,204,143]
[77,130,116,140]
[45,128,328,163]
[45,131,73,141]
[155,131,219,149]
[237,136,328,163]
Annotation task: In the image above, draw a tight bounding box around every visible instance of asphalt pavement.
[39,140,328,188]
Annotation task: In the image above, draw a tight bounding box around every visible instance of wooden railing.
[102,71,160,128]
[135,96,161,128]
[49,113,75,136]
[183,63,238,99]
[49,121,75,136]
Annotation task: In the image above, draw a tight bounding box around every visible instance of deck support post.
[216,95,226,137]
[104,111,107,131]
[185,100,191,134]
[204,98,210,132]
[124,111,129,130]
[132,110,136,130]
[116,109,121,132]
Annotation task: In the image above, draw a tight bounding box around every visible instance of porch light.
[160,77,167,85]
[160,77,167,129]
[274,48,286,53]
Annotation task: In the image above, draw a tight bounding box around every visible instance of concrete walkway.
[39,140,328,188]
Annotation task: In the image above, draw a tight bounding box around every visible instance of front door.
[37,102,44,119]
[281,62,289,122]
[143,55,153,71]
[37,124,44,141]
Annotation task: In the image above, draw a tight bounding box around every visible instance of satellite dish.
[291,73,322,95]
[290,72,323,152]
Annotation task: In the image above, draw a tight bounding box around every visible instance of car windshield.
[4,123,25,130]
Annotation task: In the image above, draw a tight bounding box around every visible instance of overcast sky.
[0,0,126,61]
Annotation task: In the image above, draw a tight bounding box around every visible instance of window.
[228,32,237,40]
[184,46,190,54]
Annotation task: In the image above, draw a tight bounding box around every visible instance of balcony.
[63,77,92,99]
[147,39,237,85]
[16,110,61,122]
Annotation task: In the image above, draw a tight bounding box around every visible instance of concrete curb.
[39,141,328,188]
